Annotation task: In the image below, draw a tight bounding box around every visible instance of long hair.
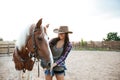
[56,33,69,46]
[49,33,70,56]
[59,33,70,56]
[64,33,69,47]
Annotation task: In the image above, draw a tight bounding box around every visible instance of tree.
[103,32,120,41]
[80,38,87,47]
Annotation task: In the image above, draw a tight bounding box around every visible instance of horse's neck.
[29,24,35,34]
[18,24,35,58]
[18,46,29,58]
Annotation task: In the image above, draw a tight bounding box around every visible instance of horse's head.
[26,18,53,69]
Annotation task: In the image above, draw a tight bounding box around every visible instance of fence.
[0,41,120,54]
[72,41,120,51]
[0,41,15,54]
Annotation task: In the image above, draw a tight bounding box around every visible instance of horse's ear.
[46,24,49,28]
[36,18,42,28]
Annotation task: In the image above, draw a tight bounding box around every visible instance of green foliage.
[103,32,120,41]
[80,38,87,47]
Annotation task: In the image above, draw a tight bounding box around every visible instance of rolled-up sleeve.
[55,42,72,65]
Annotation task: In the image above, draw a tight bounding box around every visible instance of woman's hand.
[50,63,57,72]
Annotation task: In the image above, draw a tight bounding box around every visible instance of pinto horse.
[13,18,53,80]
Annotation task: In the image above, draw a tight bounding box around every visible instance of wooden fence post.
[7,43,10,55]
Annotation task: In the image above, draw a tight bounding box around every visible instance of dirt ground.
[0,51,120,80]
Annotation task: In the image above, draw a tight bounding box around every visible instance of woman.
[44,26,73,80]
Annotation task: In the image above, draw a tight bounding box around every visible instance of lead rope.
[32,28,41,78]
[38,59,40,77]
[32,27,46,79]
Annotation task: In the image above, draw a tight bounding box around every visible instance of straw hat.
[53,26,73,34]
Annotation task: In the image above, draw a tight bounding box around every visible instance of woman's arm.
[55,42,72,65]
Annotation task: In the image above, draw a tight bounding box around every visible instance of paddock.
[0,51,120,80]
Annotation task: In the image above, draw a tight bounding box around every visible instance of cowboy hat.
[53,26,73,34]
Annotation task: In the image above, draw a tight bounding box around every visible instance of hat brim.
[53,29,73,34]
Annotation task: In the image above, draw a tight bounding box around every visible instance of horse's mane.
[16,24,35,50]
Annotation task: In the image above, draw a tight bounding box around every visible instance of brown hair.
[64,33,69,47]
[49,33,70,56]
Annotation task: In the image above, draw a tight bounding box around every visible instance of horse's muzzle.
[40,60,51,69]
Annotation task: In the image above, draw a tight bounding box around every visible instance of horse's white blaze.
[44,33,54,65]
[42,25,53,64]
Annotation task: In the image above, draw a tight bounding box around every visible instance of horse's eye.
[38,37,42,41]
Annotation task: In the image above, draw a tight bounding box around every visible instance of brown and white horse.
[13,18,53,80]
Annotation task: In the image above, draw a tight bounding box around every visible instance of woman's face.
[58,33,65,40]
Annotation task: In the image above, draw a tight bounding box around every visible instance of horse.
[13,18,53,80]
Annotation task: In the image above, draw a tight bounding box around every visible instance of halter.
[27,26,42,58]
[29,27,42,77]
[30,27,39,58]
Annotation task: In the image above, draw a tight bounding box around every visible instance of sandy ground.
[0,51,120,80]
